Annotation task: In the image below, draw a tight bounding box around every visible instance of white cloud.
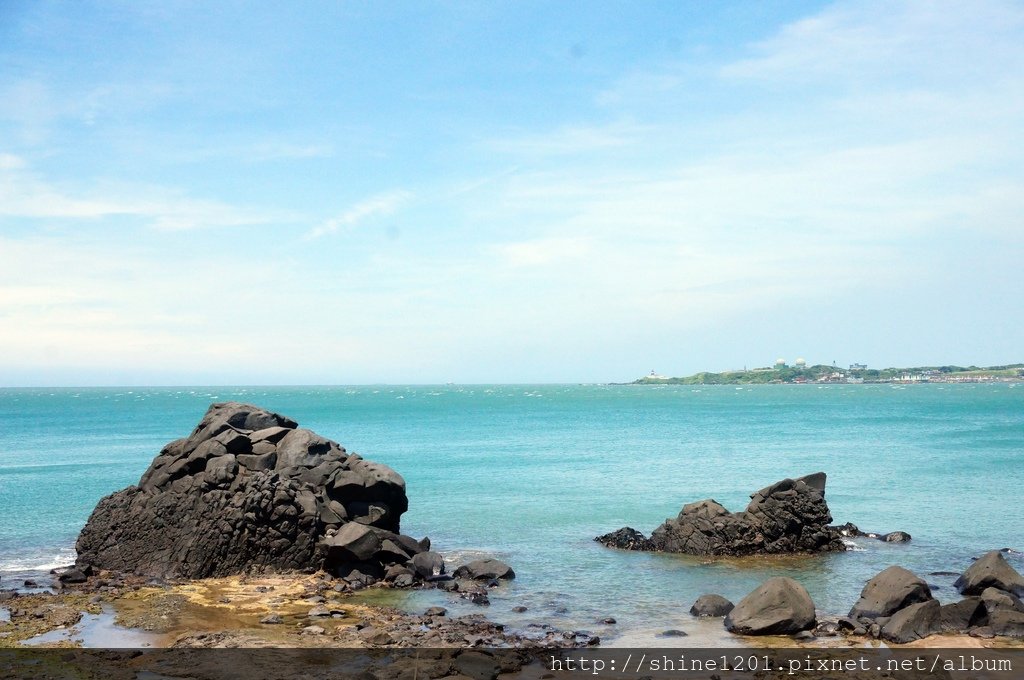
[305,190,412,239]
[0,153,282,229]
[721,0,1024,84]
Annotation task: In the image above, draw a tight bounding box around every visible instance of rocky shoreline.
[0,569,603,649]
[4,402,1023,652]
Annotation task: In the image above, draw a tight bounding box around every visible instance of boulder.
[598,473,846,557]
[411,551,446,579]
[938,597,988,632]
[880,600,941,643]
[322,523,382,563]
[57,568,88,584]
[981,587,1024,615]
[689,594,734,617]
[849,566,933,619]
[954,551,1024,597]
[724,577,816,635]
[454,558,515,581]
[989,610,1024,638]
[882,531,912,543]
[75,402,409,579]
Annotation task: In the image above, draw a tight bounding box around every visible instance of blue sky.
[1,1,1022,385]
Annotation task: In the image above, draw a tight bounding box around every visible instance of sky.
[1,1,1022,385]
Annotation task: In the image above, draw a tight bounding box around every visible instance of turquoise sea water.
[1,384,1022,640]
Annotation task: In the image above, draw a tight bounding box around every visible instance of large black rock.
[954,550,1024,597]
[75,402,422,579]
[880,599,941,643]
[596,473,845,556]
[724,577,816,635]
[849,566,934,619]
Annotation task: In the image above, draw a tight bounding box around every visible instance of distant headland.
[631,362,1024,385]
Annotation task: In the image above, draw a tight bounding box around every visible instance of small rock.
[657,629,688,637]
[424,606,447,617]
[360,629,393,645]
[260,614,283,624]
[600,617,616,624]
[301,625,325,635]
[511,605,527,613]
[308,606,331,617]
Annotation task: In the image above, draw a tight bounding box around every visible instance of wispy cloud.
[0,153,281,229]
[305,190,412,239]
[721,0,1024,83]
[486,121,648,157]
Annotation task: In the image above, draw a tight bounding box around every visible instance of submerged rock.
[724,577,816,635]
[689,594,734,617]
[597,472,846,556]
[454,559,515,581]
[75,402,425,580]
[594,527,654,551]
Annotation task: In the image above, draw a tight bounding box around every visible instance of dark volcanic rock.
[954,550,1024,597]
[689,594,734,617]
[75,402,423,579]
[939,597,988,632]
[594,527,654,551]
[454,559,515,581]
[880,600,941,643]
[981,587,1024,615]
[57,568,88,584]
[849,566,933,619]
[724,577,816,635]
[989,610,1024,638]
[598,473,846,557]
[411,551,446,579]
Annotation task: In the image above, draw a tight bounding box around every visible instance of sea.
[1,383,1022,643]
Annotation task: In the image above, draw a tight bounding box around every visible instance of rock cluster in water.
[693,549,1024,642]
[75,402,511,588]
[595,472,846,556]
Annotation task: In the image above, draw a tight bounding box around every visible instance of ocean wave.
[0,547,76,573]
[842,539,867,552]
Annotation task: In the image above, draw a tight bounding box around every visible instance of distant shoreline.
[630,363,1024,386]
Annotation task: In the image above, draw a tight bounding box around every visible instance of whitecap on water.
[0,547,77,573]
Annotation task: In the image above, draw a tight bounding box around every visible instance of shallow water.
[19,606,162,647]
[2,384,1022,640]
